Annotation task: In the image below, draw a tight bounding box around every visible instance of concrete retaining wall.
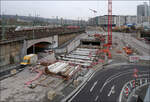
[58,33,80,46]
[0,41,23,67]
[55,36,81,54]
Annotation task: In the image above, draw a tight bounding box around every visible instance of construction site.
[0,0,150,102]
[0,28,108,101]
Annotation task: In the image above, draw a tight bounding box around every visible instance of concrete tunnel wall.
[26,35,58,49]
[22,35,58,56]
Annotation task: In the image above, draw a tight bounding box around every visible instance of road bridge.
[0,26,85,67]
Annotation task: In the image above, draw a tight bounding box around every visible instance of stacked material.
[61,65,80,80]
[71,52,96,57]
[61,48,98,67]
[62,57,92,63]
[45,62,80,80]
[66,54,93,60]
[68,61,91,67]
[47,62,69,74]
[77,48,98,52]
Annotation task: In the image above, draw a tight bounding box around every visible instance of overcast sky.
[1,0,150,20]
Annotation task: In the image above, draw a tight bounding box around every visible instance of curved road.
[67,64,150,102]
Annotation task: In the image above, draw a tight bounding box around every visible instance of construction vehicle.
[20,54,38,66]
[123,47,133,55]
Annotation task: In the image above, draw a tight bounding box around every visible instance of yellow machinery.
[20,54,38,66]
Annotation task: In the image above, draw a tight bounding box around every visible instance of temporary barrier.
[129,56,140,62]
[139,56,150,61]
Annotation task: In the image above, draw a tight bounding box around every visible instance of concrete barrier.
[139,56,150,61]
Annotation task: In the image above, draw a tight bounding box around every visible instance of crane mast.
[108,0,112,45]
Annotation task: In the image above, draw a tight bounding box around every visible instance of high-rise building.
[137,2,150,24]
[148,6,150,16]
[137,2,149,17]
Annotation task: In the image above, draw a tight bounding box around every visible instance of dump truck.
[20,54,38,66]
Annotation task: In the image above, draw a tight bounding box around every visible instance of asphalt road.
[67,64,150,102]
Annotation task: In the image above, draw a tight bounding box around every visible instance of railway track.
[0,65,25,80]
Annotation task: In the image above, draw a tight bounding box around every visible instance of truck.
[20,54,38,66]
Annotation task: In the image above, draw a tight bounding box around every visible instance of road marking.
[94,96,99,101]
[90,81,98,92]
[108,85,115,96]
[101,71,132,93]
[67,81,87,102]
[100,82,107,92]
[87,72,95,82]
[106,70,132,82]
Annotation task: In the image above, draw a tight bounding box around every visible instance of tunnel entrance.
[82,41,100,46]
[27,42,52,54]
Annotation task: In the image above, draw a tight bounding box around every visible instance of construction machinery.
[123,47,133,55]
[20,54,38,66]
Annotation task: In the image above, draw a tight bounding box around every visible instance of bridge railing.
[0,27,85,41]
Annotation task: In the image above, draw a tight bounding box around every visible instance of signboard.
[129,56,140,62]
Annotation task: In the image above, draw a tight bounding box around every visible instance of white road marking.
[100,71,132,93]
[87,72,95,82]
[106,70,133,82]
[68,81,87,102]
[90,81,98,92]
[94,96,99,101]
[100,82,107,92]
[108,85,115,96]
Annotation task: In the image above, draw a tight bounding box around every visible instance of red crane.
[107,0,112,45]
[99,0,112,59]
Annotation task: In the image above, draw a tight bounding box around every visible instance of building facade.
[137,2,149,17]
[137,2,150,24]
[94,15,137,27]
